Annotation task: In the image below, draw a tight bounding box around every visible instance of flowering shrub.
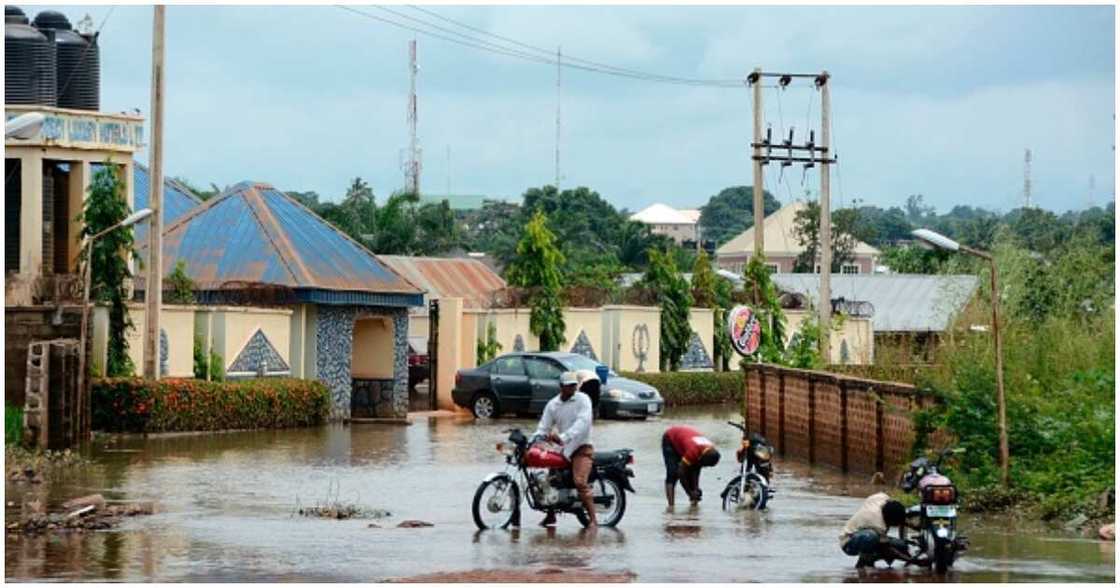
[92,378,331,433]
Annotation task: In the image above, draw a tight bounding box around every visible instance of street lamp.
[912,228,1009,486]
[5,112,45,139]
[78,208,153,438]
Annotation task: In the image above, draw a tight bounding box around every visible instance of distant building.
[715,201,880,274]
[630,203,701,245]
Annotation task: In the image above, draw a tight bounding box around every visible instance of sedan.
[452,352,664,420]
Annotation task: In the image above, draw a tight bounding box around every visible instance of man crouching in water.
[534,371,597,528]
[840,492,919,568]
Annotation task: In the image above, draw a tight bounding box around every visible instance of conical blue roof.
[156,181,422,307]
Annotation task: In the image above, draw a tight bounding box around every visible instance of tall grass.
[6,405,24,447]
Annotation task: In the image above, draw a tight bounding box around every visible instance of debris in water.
[62,494,106,512]
[396,520,434,528]
[1099,523,1115,541]
[5,498,155,536]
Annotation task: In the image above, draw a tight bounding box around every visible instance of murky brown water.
[5,405,1114,582]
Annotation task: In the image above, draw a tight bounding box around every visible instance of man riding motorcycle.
[533,371,597,528]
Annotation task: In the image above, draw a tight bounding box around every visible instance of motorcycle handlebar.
[727,421,747,432]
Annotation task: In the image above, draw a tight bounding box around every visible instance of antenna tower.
[1023,148,1033,209]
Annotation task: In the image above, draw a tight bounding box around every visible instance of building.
[715,201,880,274]
[629,203,700,245]
[136,181,424,420]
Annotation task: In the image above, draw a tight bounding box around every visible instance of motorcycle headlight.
[935,527,950,539]
[753,446,772,461]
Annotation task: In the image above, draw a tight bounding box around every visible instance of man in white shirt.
[839,492,915,568]
[534,371,597,528]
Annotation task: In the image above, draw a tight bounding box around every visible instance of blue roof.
[153,181,422,307]
[91,162,203,244]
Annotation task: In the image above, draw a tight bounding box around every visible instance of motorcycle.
[720,420,775,511]
[471,428,636,530]
[899,447,969,573]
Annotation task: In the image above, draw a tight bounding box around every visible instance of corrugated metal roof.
[379,255,506,309]
[148,181,423,303]
[770,273,979,333]
[92,162,202,245]
[716,201,880,257]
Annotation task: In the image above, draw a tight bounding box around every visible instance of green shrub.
[6,404,24,447]
[209,350,225,382]
[193,337,208,380]
[92,378,331,433]
[620,371,743,406]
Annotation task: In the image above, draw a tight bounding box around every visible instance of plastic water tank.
[33,10,99,111]
[5,6,57,106]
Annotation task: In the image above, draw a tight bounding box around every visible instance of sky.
[34,4,1116,214]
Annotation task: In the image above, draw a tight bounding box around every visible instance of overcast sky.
[37,4,1116,213]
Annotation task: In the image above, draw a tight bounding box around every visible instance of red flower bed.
[92,377,331,433]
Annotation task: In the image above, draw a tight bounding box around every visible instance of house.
[715,201,880,274]
[630,203,701,245]
[136,181,424,420]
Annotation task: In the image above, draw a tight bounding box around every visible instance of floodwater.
[5,405,1115,582]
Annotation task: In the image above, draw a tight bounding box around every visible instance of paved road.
[5,405,1114,582]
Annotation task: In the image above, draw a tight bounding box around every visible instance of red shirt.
[665,425,715,466]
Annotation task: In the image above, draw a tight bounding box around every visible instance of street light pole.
[78,209,152,439]
[912,229,1009,486]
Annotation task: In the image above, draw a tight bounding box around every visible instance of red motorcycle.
[472,428,635,529]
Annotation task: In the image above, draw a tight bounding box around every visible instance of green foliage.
[641,248,692,371]
[476,322,503,365]
[792,200,859,273]
[91,378,331,433]
[712,276,735,371]
[621,371,743,406]
[6,404,24,447]
[881,244,950,273]
[690,251,717,308]
[785,314,824,369]
[193,337,209,380]
[172,176,222,200]
[80,164,136,377]
[698,186,781,245]
[741,257,787,363]
[506,211,567,351]
[165,260,196,304]
[209,350,225,383]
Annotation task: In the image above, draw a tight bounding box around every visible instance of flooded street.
[5,405,1114,582]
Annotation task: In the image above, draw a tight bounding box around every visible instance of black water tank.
[33,10,99,111]
[5,6,57,106]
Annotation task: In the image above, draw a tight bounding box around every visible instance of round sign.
[727,305,762,356]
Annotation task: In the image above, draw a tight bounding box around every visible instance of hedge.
[92,378,331,433]
[619,371,744,406]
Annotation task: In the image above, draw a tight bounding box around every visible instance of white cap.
[559,371,579,386]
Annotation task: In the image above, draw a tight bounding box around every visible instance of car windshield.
[561,355,602,372]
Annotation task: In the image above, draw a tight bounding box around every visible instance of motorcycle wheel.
[722,475,768,511]
[933,542,953,574]
[472,475,520,530]
[575,478,626,528]
[721,476,742,511]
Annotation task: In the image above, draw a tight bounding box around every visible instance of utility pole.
[1023,148,1032,209]
[406,38,420,196]
[555,46,562,191]
[446,144,451,198]
[749,68,764,258]
[747,70,837,360]
[143,5,165,379]
[817,71,832,361]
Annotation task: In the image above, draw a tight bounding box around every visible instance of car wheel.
[471,392,499,419]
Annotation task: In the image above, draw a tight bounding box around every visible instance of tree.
[698,186,781,246]
[642,247,692,371]
[692,251,731,371]
[905,194,935,225]
[164,260,195,304]
[172,176,221,200]
[414,199,461,255]
[792,200,859,273]
[690,251,717,308]
[287,190,321,208]
[506,211,567,351]
[712,275,735,371]
[369,191,419,254]
[80,164,136,377]
[880,244,948,274]
[742,256,787,364]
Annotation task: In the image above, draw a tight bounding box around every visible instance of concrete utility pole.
[817,71,832,360]
[555,46,562,191]
[406,38,420,196]
[750,68,764,258]
[143,5,165,379]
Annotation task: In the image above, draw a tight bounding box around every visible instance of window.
[841,264,861,274]
[765,263,780,274]
[494,356,525,376]
[526,358,563,380]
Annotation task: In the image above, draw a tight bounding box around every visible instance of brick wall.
[743,363,933,475]
[5,305,87,407]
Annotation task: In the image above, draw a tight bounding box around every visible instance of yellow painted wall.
[562,308,605,360]
[92,303,198,378]
[459,312,478,370]
[602,306,661,373]
[352,316,395,379]
[688,308,715,364]
[213,307,293,374]
[435,297,464,411]
[785,310,874,365]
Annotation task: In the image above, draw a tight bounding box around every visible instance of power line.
[337,5,745,88]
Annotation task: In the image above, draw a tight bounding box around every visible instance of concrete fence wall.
[744,363,934,476]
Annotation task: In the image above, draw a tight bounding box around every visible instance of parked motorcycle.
[471,428,636,530]
[899,447,969,573]
[720,420,775,511]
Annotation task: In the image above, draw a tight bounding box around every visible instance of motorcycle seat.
[592,449,630,465]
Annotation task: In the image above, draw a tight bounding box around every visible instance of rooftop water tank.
[5,6,57,106]
[33,10,99,111]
